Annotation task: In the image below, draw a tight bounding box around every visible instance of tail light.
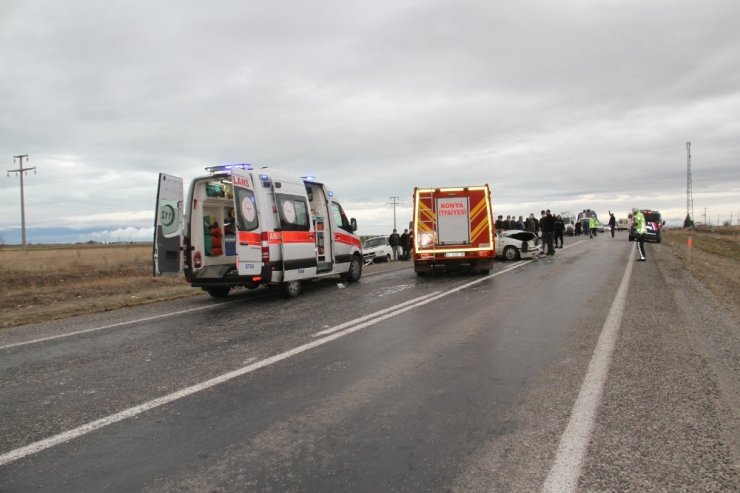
[261,232,270,262]
[194,251,202,268]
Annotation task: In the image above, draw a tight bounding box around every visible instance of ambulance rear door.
[273,181,318,281]
[153,173,184,276]
[231,168,263,276]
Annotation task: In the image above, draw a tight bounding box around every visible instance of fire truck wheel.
[281,280,302,298]
[479,269,490,275]
[206,286,231,298]
[345,255,362,282]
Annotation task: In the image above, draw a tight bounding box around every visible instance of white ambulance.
[153,164,363,298]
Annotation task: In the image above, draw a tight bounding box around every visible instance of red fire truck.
[411,185,496,276]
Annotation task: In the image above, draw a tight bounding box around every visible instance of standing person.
[608,211,617,238]
[541,209,555,255]
[588,216,598,238]
[388,229,401,261]
[554,215,565,248]
[526,213,535,233]
[400,228,410,260]
[503,215,511,230]
[574,220,582,236]
[632,208,647,261]
[495,215,504,233]
[540,210,547,241]
[516,215,525,230]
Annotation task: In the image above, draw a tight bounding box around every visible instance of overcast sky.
[1,0,739,242]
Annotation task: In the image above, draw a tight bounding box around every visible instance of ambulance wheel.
[345,255,362,282]
[206,286,231,298]
[281,280,302,298]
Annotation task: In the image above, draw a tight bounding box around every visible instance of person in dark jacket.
[608,211,617,238]
[388,229,401,261]
[400,229,410,260]
[554,215,565,248]
[541,210,555,255]
[495,215,504,233]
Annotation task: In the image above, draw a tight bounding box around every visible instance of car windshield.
[363,238,384,248]
[644,211,661,222]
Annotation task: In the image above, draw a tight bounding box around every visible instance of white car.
[362,236,393,263]
[497,230,540,260]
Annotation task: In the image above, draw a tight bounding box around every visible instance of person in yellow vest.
[632,207,647,261]
[588,216,598,238]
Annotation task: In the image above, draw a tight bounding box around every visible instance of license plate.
[445,252,465,257]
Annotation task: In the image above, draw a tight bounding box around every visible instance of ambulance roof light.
[205,163,254,174]
[301,175,317,181]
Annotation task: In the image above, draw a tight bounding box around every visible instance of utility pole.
[387,196,400,230]
[8,154,36,249]
[686,142,694,225]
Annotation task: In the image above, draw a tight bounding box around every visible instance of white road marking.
[542,255,634,493]
[2,266,405,351]
[0,303,235,351]
[0,261,528,466]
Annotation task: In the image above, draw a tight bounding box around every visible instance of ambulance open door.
[153,173,183,276]
[231,169,263,276]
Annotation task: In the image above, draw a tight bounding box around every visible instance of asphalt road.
[1,233,738,492]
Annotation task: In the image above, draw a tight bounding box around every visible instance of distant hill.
[0,226,153,245]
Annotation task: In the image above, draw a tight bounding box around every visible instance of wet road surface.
[1,235,737,491]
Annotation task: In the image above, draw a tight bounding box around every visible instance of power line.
[8,154,36,249]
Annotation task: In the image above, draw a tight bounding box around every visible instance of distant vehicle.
[496,230,540,260]
[362,236,393,264]
[629,209,665,243]
[617,217,630,231]
[412,185,495,275]
[577,209,599,235]
[558,211,576,236]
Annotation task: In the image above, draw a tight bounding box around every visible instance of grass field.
[0,244,196,328]
[1,228,738,329]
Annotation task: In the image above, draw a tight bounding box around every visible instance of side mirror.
[351,218,358,232]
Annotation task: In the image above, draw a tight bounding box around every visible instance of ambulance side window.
[235,187,259,231]
[332,202,351,232]
[277,194,310,231]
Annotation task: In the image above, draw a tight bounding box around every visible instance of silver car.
[362,236,393,263]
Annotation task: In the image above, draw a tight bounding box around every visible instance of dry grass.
[0,244,197,329]
[662,227,740,319]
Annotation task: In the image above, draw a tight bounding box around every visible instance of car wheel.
[280,280,302,298]
[206,286,231,298]
[503,246,519,261]
[385,254,391,262]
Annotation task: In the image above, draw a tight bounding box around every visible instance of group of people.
[384,207,649,264]
[496,210,566,256]
[388,228,412,261]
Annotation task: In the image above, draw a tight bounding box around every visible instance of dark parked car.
[629,210,664,243]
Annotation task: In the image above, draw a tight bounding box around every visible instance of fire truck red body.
[411,185,496,275]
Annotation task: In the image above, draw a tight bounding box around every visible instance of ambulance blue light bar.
[301,175,317,181]
[205,163,253,174]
